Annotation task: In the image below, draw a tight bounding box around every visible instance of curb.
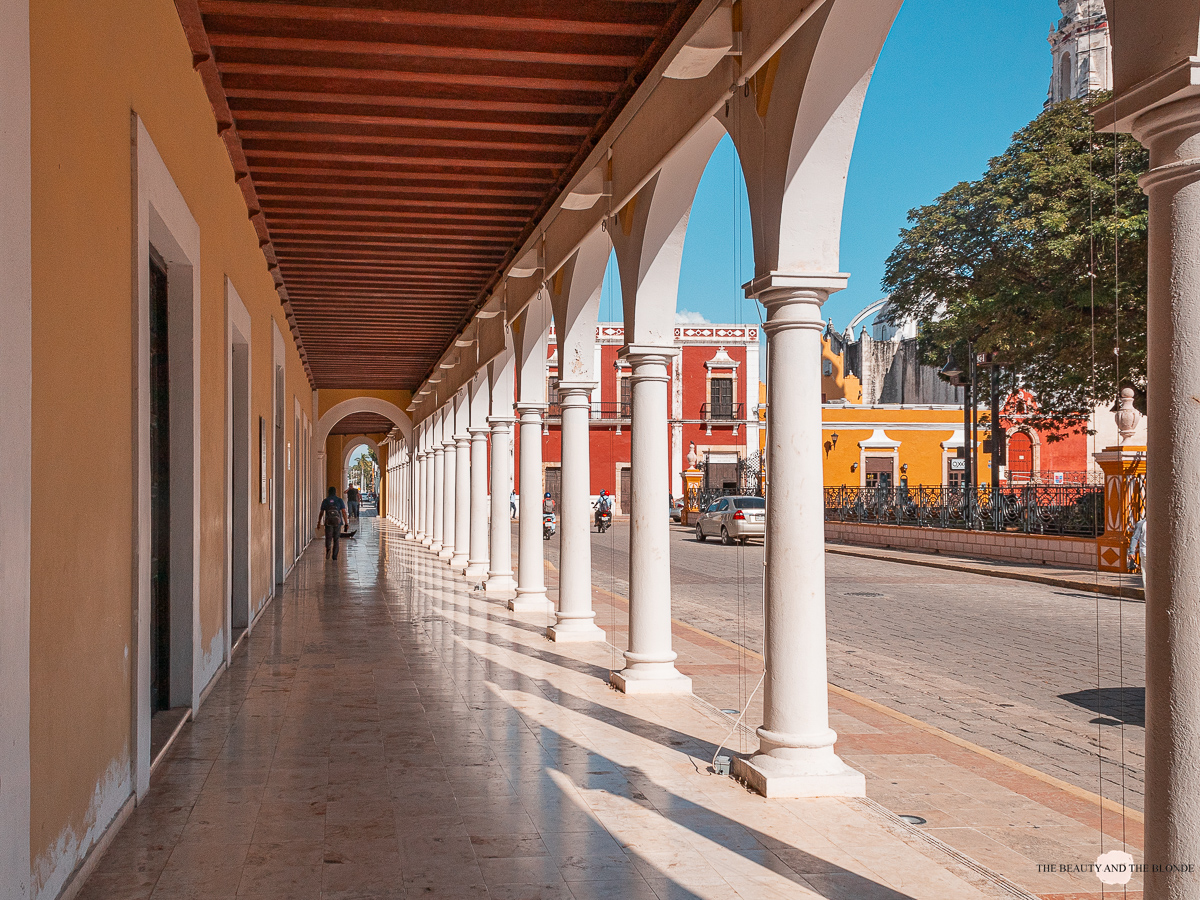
[825,543,1145,602]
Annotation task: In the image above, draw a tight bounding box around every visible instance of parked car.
[694,495,765,545]
[669,498,684,522]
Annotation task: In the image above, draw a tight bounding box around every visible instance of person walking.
[318,486,348,560]
[346,483,360,520]
[1129,515,1148,590]
[510,489,517,519]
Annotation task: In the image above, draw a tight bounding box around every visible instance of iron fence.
[824,483,1104,537]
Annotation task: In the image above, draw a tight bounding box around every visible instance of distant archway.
[342,436,380,493]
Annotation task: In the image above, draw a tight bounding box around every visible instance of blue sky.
[600,0,1062,336]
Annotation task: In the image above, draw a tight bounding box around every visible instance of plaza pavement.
[534,520,1146,899]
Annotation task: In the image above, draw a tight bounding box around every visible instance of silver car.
[694,495,765,545]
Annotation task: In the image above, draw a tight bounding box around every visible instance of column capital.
[1094,58,1200,134]
[454,433,471,448]
[514,402,546,423]
[468,425,490,437]
[619,344,679,364]
[556,382,596,408]
[745,272,848,336]
[1130,94,1200,194]
[441,439,456,450]
[744,271,849,301]
[487,415,517,428]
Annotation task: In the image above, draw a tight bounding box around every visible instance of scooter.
[542,512,557,540]
[595,508,612,533]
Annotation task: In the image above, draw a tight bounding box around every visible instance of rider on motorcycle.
[542,491,556,515]
[593,490,612,529]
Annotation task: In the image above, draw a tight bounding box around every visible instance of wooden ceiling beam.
[197,1,671,36]
[225,87,607,117]
[205,32,644,70]
[218,62,625,94]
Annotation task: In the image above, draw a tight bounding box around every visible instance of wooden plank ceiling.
[328,411,395,436]
[178,0,699,390]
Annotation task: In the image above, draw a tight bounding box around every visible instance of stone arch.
[315,396,412,448]
[610,116,729,346]
[342,436,380,491]
[314,397,412,522]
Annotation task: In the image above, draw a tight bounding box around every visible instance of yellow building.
[757,384,992,487]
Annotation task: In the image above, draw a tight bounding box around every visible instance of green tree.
[881,95,1148,434]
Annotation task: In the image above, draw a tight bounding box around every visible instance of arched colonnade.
[379,3,1200,892]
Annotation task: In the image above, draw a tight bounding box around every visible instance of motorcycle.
[595,508,612,533]
[542,512,556,540]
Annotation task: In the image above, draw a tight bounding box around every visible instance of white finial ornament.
[1114,387,1142,442]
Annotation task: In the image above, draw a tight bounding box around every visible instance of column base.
[546,622,607,643]
[405,530,417,540]
[731,752,865,799]
[485,573,516,593]
[425,538,437,550]
[609,669,692,695]
[449,552,469,571]
[463,562,489,578]
[437,545,454,559]
[508,592,553,613]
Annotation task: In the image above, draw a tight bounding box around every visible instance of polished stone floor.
[77,519,1029,900]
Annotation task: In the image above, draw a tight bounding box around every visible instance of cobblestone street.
[536,521,1146,811]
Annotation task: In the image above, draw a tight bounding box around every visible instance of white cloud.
[675,309,711,325]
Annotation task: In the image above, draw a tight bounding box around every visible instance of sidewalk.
[534,564,1146,899]
[825,542,1144,602]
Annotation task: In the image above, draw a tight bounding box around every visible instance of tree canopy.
[881,95,1147,434]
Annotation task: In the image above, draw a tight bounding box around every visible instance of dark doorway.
[149,250,171,714]
[544,466,562,507]
[619,466,631,514]
[231,340,250,637]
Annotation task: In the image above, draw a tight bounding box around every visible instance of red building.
[516,323,762,513]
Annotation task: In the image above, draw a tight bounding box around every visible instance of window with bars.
[619,375,631,418]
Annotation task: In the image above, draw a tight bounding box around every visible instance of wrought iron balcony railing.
[824,484,1104,537]
[700,402,743,421]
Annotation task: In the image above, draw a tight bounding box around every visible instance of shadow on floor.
[1060,686,1145,728]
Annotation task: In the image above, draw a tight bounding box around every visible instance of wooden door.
[619,467,631,514]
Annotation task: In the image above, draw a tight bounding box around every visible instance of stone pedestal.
[1094,446,1146,572]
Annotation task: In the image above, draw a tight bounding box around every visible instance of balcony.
[700,402,743,421]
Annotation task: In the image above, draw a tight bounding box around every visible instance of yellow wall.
[821,406,991,487]
[821,334,863,403]
[28,1,313,893]
[317,388,412,423]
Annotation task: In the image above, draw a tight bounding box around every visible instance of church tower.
[1046,0,1112,104]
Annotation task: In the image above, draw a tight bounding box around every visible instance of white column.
[407,450,418,539]
[511,402,551,611]
[611,349,690,694]
[430,442,444,552]
[485,418,516,592]
[451,433,471,571]
[548,384,604,642]
[439,438,456,559]
[1133,96,1200,896]
[415,451,428,542]
[732,274,863,798]
[465,426,490,578]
